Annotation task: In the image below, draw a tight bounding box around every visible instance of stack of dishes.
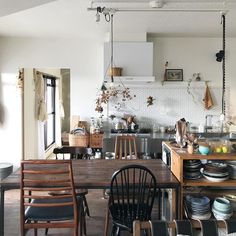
[226,161,236,179]
[185,195,211,220]
[212,197,233,220]
[223,195,236,211]
[201,162,229,182]
[183,160,202,180]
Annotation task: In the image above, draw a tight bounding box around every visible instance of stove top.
[110,128,151,134]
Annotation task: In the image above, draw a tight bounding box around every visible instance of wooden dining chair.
[198,219,219,236]
[224,219,236,234]
[20,159,83,236]
[104,135,138,236]
[114,135,138,159]
[133,220,170,236]
[108,164,157,235]
[174,219,193,236]
[47,147,92,235]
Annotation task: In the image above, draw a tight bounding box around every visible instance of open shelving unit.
[167,142,236,227]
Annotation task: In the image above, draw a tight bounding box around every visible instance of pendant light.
[216,12,226,130]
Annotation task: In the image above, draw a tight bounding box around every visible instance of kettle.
[115,121,125,130]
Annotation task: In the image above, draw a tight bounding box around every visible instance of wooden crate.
[69,134,89,147]
[90,134,103,148]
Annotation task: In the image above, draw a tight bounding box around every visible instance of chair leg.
[104,205,110,236]
[83,196,90,217]
[45,221,50,235]
[111,225,117,236]
[34,221,37,236]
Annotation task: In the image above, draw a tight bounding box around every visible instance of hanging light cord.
[110,14,114,83]
[222,14,226,116]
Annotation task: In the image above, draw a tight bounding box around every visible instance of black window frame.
[43,75,56,150]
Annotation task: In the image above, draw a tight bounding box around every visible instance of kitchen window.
[44,75,56,150]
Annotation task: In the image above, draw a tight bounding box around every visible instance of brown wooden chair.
[114,135,138,159]
[20,159,83,236]
[133,220,170,236]
[48,147,92,235]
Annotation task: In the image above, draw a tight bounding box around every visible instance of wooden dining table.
[0,159,180,236]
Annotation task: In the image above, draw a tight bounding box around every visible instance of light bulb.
[95,12,100,22]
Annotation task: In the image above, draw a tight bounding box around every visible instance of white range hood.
[104,42,155,84]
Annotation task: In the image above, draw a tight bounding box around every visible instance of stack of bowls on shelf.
[226,160,236,179]
[223,195,236,212]
[185,195,211,220]
[212,197,233,220]
[201,161,229,182]
[183,160,202,180]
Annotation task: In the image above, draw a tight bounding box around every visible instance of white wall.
[0,36,236,166]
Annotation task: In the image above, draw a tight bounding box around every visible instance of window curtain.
[34,72,48,122]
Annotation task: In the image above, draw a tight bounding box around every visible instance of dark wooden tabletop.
[0,159,179,189]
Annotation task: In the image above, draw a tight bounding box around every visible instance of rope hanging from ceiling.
[222,13,226,116]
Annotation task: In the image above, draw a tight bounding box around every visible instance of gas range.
[110,129,151,137]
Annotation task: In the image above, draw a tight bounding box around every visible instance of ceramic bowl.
[212,197,231,213]
[212,208,233,220]
[199,145,210,155]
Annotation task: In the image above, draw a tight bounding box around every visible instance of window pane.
[47,86,53,113]
[46,114,54,147]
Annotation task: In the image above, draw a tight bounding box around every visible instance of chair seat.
[49,189,88,196]
[25,197,82,222]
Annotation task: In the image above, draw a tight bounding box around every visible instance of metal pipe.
[87,7,229,13]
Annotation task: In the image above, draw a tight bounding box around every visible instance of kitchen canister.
[0,163,13,180]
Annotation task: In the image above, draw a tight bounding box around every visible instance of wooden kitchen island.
[164,141,236,227]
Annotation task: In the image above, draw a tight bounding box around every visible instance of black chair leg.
[111,225,117,236]
[45,221,50,235]
[83,196,90,217]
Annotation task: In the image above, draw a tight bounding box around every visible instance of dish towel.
[203,84,214,110]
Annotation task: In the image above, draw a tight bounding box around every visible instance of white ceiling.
[0,0,235,39]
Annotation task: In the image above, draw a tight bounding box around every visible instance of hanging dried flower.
[147,96,155,107]
[95,83,135,113]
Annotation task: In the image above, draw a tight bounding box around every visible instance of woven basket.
[69,134,89,147]
[108,67,122,76]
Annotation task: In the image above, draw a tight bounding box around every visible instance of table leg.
[0,186,5,236]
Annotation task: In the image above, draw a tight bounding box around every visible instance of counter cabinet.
[163,141,236,227]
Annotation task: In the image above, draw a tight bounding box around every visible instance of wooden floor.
[4,189,228,236]
[4,189,134,236]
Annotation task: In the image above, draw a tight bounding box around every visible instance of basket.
[108,67,122,76]
[69,134,89,147]
[90,134,103,148]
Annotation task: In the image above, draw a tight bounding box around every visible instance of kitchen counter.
[103,132,175,158]
[103,131,233,159]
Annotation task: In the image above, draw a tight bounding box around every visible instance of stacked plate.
[201,162,229,182]
[183,160,202,180]
[226,161,236,179]
[185,195,211,220]
[212,197,233,220]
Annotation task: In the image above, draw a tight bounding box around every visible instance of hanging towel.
[203,84,214,110]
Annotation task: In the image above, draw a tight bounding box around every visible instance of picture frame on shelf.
[165,69,183,81]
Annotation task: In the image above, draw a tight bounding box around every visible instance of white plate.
[203,174,229,182]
